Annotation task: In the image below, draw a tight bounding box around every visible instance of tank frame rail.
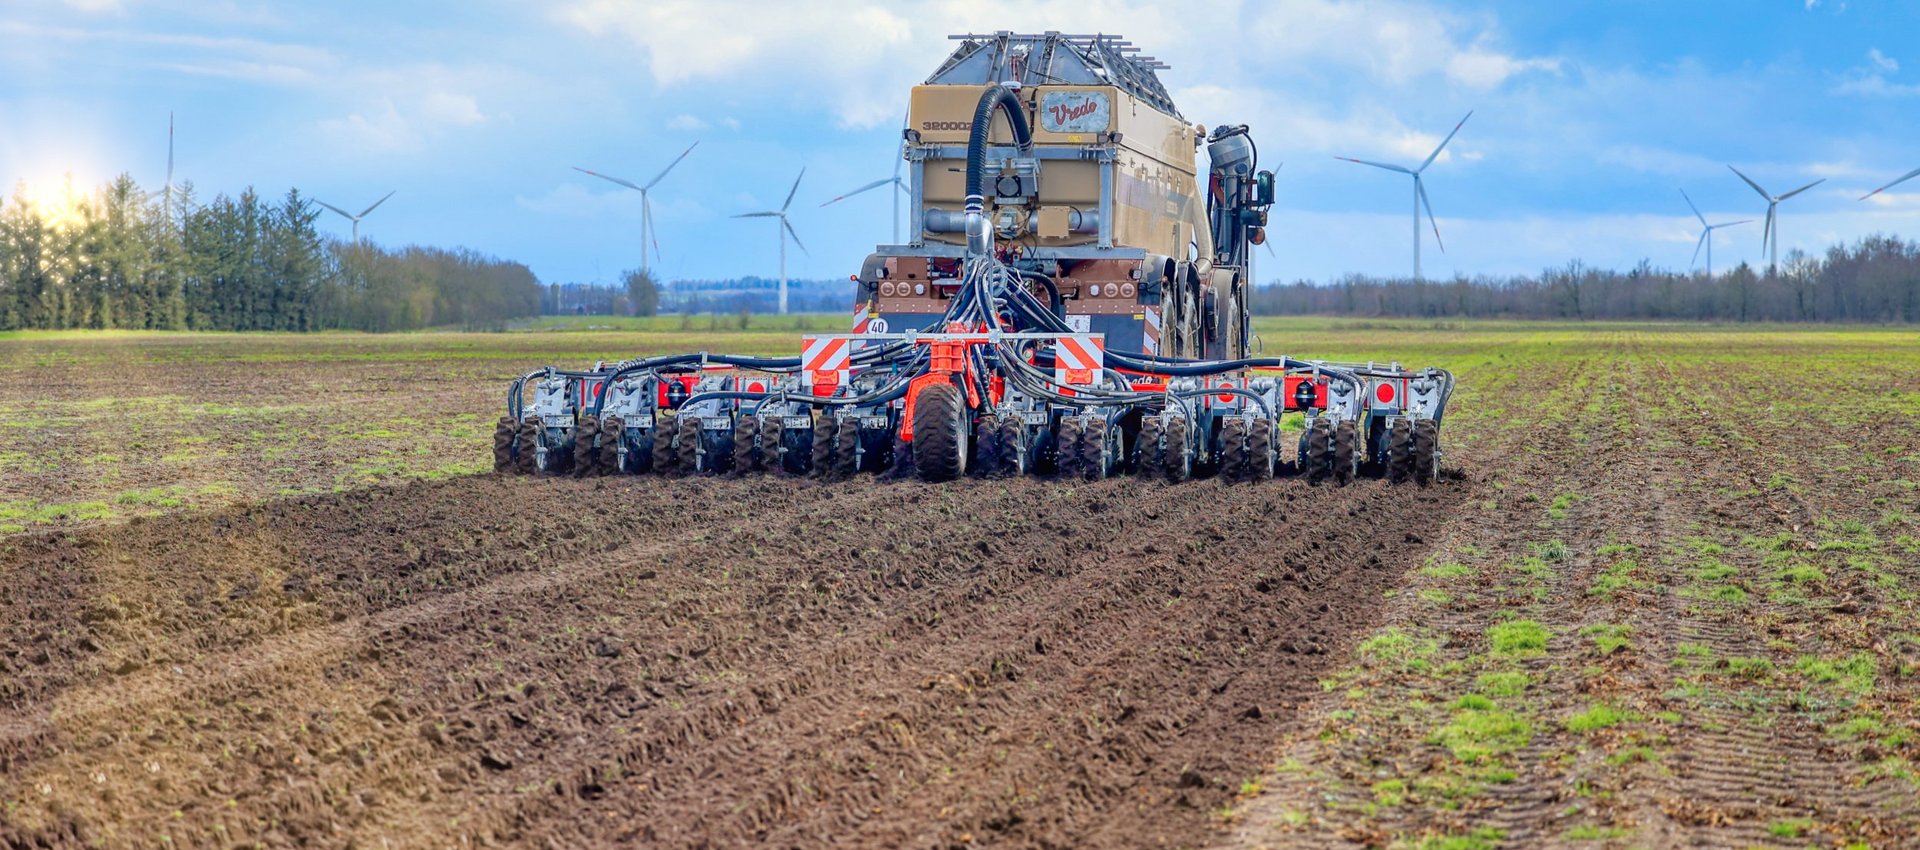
[491,329,1450,485]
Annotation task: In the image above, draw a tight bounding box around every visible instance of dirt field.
[2,322,1917,849]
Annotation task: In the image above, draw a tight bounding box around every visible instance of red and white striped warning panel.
[1054,334,1105,386]
[802,336,852,389]
[1141,307,1162,355]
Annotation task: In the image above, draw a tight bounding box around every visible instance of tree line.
[1252,236,1920,323]
[0,174,541,332]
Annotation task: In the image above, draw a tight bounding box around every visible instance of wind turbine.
[1861,166,1920,201]
[1336,110,1472,281]
[1728,166,1824,276]
[733,169,807,315]
[821,114,909,244]
[313,191,396,243]
[1680,189,1750,278]
[573,141,698,276]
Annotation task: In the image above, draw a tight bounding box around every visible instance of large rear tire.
[912,382,967,482]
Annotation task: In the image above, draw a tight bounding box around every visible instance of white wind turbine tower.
[821,114,910,244]
[1861,165,1920,201]
[1728,166,1824,276]
[733,169,807,315]
[1680,189,1750,278]
[164,112,175,219]
[1336,110,1473,281]
[573,141,698,276]
[314,191,396,243]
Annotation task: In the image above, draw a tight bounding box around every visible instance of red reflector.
[748,381,766,393]
[1376,382,1396,404]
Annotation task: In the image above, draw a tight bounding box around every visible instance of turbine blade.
[573,166,644,192]
[1335,156,1412,175]
[313,199,354,219]
[643,141,699,190]
[1762,204,1776,252]
[782,168,806,212]
[1680,188,1707,227]
[1691,230,1707,268]
[894,178,910,197]
[784,217,807,255]
[357,190,396,218]
[1711,219,1753,229]
[1417,109,1474,173]
[1417,181,1444,252]
[1861,165,1920,200]
[820,177,893,207]
[646,195,662,265]
[733,211,781,218]
[1777,178,1826,201]
[1728,165,1772,201]
[166,111,174,190]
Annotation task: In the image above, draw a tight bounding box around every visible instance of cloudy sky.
[4,0,1919,285]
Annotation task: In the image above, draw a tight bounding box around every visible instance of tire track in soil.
[1626,344,1917,848]
[3,470,1462,850]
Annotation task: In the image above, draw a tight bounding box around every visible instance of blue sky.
[4,0,1919,285]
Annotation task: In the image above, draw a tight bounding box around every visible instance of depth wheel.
[1305,417,1333,483]
[1387,419,1413,483]
[995,416,1027,476]
[1136,417,1165,480]
[810,414,837,477]
[912,382,967,482]
[493,416,516,472]
[652,414,680,474]
[748,416,779,475]
[605,416,643,474]
[1248,418,1276,481]
[1079,416,1110,481]
[572,415,601,477]
[1334,420,1358,484]
[1412,419,1440,485]
[1220,417,1250,482]
[733,415,761,474]
[514,416,540,475]
[1055,417,1084,479]
[1164,416,1192,483]
[675,414,701,475]
[834,417,861,478]
[974,413,1002,478]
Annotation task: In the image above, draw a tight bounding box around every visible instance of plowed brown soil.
[0,473,1465,849]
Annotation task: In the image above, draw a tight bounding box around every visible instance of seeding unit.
[495,32,1453,484]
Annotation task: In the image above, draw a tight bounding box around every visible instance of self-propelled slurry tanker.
[495,31,1453,483]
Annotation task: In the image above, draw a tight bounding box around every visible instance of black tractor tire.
[1080,416,1110,481]
[1334,420,1358,484]
[1054,417,1084,480]
[1220,417,1250,482]
[675,414,701,475]
[1387,419,1413,483]
[974,413,1002,478]
[1164,416,1192,483]
[1136,417,1165,480]
[733,415,761,474]
[912,382,967,482]
[834,417,861,478]
[1248,418,1276,481]
[1305,417,1333,483]
[1412,418,1440,485]
[995,416,1027,476]
[810,414,837,477]
[652,414,680,474]
[604,416,641,474]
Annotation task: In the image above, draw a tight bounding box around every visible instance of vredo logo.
[1040,91,1110,133]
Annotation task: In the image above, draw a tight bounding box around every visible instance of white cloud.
[667,114,707,131]
[1868,48,1899,73]
[422,92,486,126]
[318,99,417,152]
[60,0,126,12]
